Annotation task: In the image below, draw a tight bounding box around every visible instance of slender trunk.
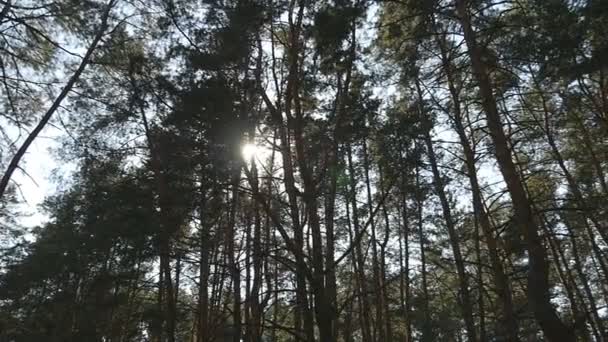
[324,27,356,337]
[198,193,210,342]
[140,87,176,342]
[587,237,608,307]
[0,0,115,200]
[324,166,339,340]
[346,143,373,342]
[523,79,607,339]
[523,78,608,246]
[572,113,608,196]
[160,239,175,342]
[343,285,355,342]
[583,222,608,303]
[174,251,182,327]
[244,211,252,342]
[433,30,519,340]
[399,187,412,342]
[263,103,312,342]
[249,157,263,342]
[270,228,279,342]
[260,3,314,338]
[290,36,333,340]
[473,218,487,342]
[362,137,385,342]
[227,170,242,342]
[415,74,477,341]
[256,12,307,340]
[210,241,225,335]
[415,162,432,341]
[155,258,164,342]
[379,165,393,342]
[454,1,575,339]
[423,131,477,342]
[540,215,591,340]
[564,220,604,341]
[397,145,412,342]
[294,119,332,342]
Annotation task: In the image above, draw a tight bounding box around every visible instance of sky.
[0,0,510,234]
[8,124,64,229]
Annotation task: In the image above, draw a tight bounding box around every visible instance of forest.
[0,0,607,341]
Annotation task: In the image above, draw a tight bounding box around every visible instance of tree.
[1,0,607,341]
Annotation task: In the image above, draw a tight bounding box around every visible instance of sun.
[242,143,260,160]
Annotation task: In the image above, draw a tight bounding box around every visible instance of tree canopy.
[0,0,607,341]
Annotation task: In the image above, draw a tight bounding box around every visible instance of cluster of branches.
[0,0,607,341]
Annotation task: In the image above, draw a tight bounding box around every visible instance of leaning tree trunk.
[346,143,373,342]
[433,30,519,339]
[454,1,576,340]
[423,129,478,342]
[0,0,116,201]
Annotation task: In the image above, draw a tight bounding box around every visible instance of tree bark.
[415,161,432,341]
[454,1,575,339]
[423,130,478,342]
[346,142,373,342]
[433,30,518,339]
[362,137,385,342]
[227,170,242,342]
[0,0,115,201]
[197,191,210,342]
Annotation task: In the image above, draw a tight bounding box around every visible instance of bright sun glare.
[242,143,259,160]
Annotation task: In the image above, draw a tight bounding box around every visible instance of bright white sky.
[3,0,507,233]
[10,125,62,228]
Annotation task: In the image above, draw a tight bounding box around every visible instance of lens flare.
[242,143,259,160]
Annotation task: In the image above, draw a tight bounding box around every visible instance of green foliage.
[0,155,158,341]
[2,0,608,341]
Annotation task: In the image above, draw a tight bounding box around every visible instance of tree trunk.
[433,30,518,339]
[423,130,478,342]
[379,165,393,342]
[473,218,487,342]
[362,137,386,342]
[415,161,432,341]
[346,143,373,342]
[227,170,242,342]
[249,157,263,342]
[139,84,176,342]
[398,178,412,342]
[0,0,115,200]
[454,1,575,340]
[198,192,210,342]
